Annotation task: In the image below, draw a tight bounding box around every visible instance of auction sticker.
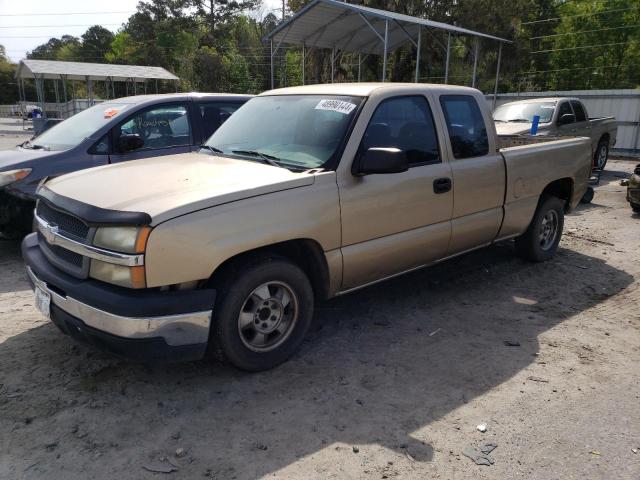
[315,99,357,115]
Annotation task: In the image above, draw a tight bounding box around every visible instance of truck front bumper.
[22,233,216,362]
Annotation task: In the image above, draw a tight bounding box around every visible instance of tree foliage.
[2,0,635,105]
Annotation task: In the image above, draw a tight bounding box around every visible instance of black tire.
[594,138,609,171]
[632,204,640,214]
[515,195,565,262]
[580,186,594,204]
[210,256,314,372]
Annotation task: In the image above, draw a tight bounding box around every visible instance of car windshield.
[493,102,556,123]
[26,102,131,151]
[205,95,363,170]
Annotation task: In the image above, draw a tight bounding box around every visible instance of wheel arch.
[541,177,574,212]
[208,238,331,301]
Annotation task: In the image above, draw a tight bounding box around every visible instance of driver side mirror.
[353,147,408,176]
[118,133,144,152]
[558,113,575,126]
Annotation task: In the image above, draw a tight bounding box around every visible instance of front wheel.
[210,257,314,372]
[515,195,565,262]
[594,138,609,170]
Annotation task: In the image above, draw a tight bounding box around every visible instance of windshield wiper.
[231,149,284,168]
[507,119,532,123]
[199,145,224,155]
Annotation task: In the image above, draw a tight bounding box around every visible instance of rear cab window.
[439,95,489,159]
[360,95,440,166]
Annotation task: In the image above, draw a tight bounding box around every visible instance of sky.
[0,0,282,62]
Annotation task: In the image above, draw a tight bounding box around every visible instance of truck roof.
[261,82,480,97]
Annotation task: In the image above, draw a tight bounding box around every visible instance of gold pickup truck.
[22,83,592,371]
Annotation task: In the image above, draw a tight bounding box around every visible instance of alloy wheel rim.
[597,145,607,168]
[237,281,299,352]
[538,209,559,251]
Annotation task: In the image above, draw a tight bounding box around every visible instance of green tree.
[0,45,18,104]
[79,26,115,63]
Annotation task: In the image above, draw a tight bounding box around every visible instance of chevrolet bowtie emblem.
[43,223,59,243]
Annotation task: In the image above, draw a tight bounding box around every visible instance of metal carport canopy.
[265,0,511,56]
[15,59,179,82]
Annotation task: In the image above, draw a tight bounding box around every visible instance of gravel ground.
[0,137,638,479]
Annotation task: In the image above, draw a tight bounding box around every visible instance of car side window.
[116,104,191,151]
[557,102,574,124]
[360,96,440,166]
[570,101,587,122]
[199,102,244,141]
[439,95,489,159]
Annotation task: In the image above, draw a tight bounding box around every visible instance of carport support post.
[492,42,502,110]
[53,79,60,118]
[270,40,275,89]
[358,53,361,82]
[445,33,451,84]
[61,75,68,118]
[302,43,305,85]
[331,47,335,83]
[415,27,422,83]
[471,37,479,88]
[382,20,389,82]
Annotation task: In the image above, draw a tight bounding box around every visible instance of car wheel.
[594,138,609,170]
[515,195,565,262]
[580,186,594,204]
[632,204,640,214]
[210,256,314,372]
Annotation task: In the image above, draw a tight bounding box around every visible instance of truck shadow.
[0,244,633,478]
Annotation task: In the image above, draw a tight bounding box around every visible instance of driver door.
[108,103,195,163]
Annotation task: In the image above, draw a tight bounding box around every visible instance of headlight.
[0,168,31,188]
[90,260,146,289]
[91,226,151,288]
[93,226,151,253]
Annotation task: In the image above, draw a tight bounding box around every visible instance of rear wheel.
[210,256,314,372]
[515,195,565,262]
[632,204,640,214]
[594,138,609,170]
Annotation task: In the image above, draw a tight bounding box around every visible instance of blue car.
[0,92,251,236]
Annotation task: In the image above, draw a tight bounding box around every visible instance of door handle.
[433,177,452,194]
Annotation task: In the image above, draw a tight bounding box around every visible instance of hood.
[495,122,549,136]
[43,153,315,224]
[0,147,58,172]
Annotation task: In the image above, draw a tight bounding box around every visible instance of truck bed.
[495,136,593,240]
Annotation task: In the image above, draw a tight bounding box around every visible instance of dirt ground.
[0,133,639,479]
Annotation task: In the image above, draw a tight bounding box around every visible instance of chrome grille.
[36,201,89,240]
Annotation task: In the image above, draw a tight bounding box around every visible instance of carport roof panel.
[266,0,510,55]
[15,59,179,81]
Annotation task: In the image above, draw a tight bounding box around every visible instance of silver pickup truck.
[493,97,617,170]
[22,83,592,371]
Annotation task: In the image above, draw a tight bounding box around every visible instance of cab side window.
[557,102,574,124]
[199,102,244,141]
[116,104,191,151]
[360,96,440,166]
[439,95,489,159]
[570,101,587,122]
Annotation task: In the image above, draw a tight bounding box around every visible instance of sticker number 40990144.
[315,99,357,115]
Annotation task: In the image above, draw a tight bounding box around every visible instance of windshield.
[493,102,556,123]
[205,95,363,170]
[27,103,130,151]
